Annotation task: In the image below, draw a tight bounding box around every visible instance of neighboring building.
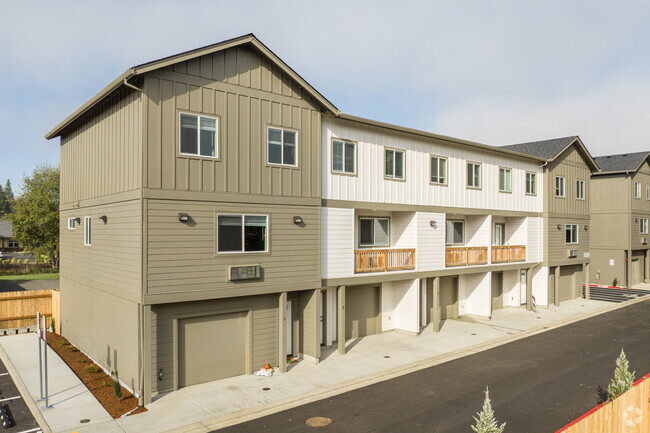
[502,137,600,305]
[0,220,21,253]
[590,152,650,287]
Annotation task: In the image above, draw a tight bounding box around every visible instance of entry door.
[494,224,505,246]
[286,301,293,356]
[520,270,527,305]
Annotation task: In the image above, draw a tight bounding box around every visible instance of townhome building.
[320,115,548,352]
[590,152,650,287]
[46,34,340,404]
[502,137,599,304]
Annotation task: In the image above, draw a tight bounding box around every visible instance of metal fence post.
[37,311,43,401]
[42,314,49,408]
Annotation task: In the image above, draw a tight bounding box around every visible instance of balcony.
[491,245,526,263]
[354,249,416,273]
[446,247,488,267]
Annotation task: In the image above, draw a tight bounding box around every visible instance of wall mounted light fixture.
[178,213,190,222]
[557,224,562,230]
[293,216,303,224]
[584,225,589,231]
[99,215,108,224]
[430,220,437,228]
[635,218,639,223]
[74,217,81,224]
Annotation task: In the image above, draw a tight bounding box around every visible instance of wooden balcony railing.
[491,245,526,263]
[445,247,488,267]
[354,249,416,273]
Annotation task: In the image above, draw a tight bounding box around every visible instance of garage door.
[346,285,379,339]
[631,251,645,286]
[178,312,247,387]
[440,276,459,320]
[559,266,576,302]
[491,272,503,311]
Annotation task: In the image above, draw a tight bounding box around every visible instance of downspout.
[124,78,143,93]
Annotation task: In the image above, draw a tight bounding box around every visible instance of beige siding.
[146,199,320,297]
[150,294,278,394]
[631,162,650,211]
[60,200,142,300]
[546,146,591,215]
[590,175,629,211]
[590,210,629,250]
[298,290,319,359]
[546,217,590,264]
[60,88,143,204]
[144,44,321,199]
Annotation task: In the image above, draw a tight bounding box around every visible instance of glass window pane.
[439,159,447,183]
[395,151,404,179]
[431,157,439,182]
[244,216,266,252]
[180,114,198,155]
[199,117,217,157]
[454,221,464,244]
[375,218,389,246]
[283,131,296,165]
[531,174,536,194]
[474,164,481,187]
[467,164,473,186]
[565,226,571,243]
[218,216,242,252]
[360,219,374,245]
[385,150,394,178]
[499,169,505,190]
[506,170,511,191]
[268,129,282,164]
[345,142,355,173]
[332,140,343,172]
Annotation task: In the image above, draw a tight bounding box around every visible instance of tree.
[0,188,8,218]
[8,166,60,267]
[472,387,506,433]
[1,179,14,215]
[607,349,635,401]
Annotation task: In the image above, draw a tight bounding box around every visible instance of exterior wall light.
[178,213,190,222]
[99,215,108,224]
[293,216,303,224]
[158,369,163,381]
[584,225,589,231]
[74,217,81,224]
[557,224,562,230]
[635,218,639,223]
[430,220,437,228]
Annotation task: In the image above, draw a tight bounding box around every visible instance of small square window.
[68,218,76,230]
[565,224,578,244]
[430,156,448,185]
[268,127,298,166]
[332,139,356,174]
[385,148,405,180]
[446,220,465,245]
[359,217,390,247]
[179,113,218,158]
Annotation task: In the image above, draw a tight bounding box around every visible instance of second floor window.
[385,148,405,180]
[565,224,578,244]
[359,217,389,247]
[526,172,536,195]
[84,216,92,246]
[446,220,464,245]
[180,113,218,158]
[332,139,356,174]
[635,182,641,198]
[218,215,268,253]
[268,127,297,166]
[556,176,565,197]
[641,218,648,234]
[467,162,481,189]
[499,167,511,192]
[647,184,650,200]
[430,156,447,185]
[576,179,585,200]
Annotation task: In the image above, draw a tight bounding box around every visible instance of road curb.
[163,296,650,433]
[0,336,52,433]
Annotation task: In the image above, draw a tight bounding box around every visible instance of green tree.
[1,179,15,215]
[0,188,8,218]
[607,349,635,401]
[8,166,60,267]
[472,387,506,433]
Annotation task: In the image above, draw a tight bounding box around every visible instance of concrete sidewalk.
[0,297,643,433]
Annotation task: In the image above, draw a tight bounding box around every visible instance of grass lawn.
[0,273,59,281]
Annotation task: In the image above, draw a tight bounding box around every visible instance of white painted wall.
[458,272,491,317]
[381,279,420,333]
[417,212,445,271]
[464,215,491,247]
[391,212,417,249]
[322,117,544,213]
[321,207,354,279]
[502,270,520,307]
[505,217,527,245]
[526,216,543,263]
[532,266,549,307]
[326,286,336,345]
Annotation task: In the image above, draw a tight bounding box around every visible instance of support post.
[42,314,49,408]
[312,288,321,363]
[37,312,43,401]
[526,268,533,311]
[584,263,590,300]
[431,277,441,332]
[645,250,650,282]
[337,286,346,355]
[143,305,152,406]
[554,266,560,307]
[278,292,287,373]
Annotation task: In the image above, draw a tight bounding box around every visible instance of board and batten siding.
[631,162,650,212]
[547,217,590,265]
[143,44,321,199]
[321,207,354,279]
[60,88,143,204]
[546,146,591,215]
[322,117,543,212]
[590,175,629,212]
[417,212,445,271]
[146,199,320,297]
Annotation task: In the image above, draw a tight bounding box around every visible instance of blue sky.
[2,0,650,193]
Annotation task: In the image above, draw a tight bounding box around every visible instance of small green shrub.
[472,387,506,433]
[9,258,16,264]
[111,370,122,400]
[76,358,86,363]
[85,365,99,373]
[607,349,635,401]
[66,346,77,352]
[23,258,29,264]
[102,381,112,387]
[613,278,618,287]
[57,341,67,346]
[50,318,55,333]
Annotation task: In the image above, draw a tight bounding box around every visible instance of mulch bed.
[46,332,147,418]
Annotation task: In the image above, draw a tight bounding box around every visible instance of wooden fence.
[0,289,60,332]
[355,249,416,273]
[445,247,488,266]
[561,377,649,433]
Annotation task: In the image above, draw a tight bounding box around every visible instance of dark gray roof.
[0,220,12,238]
[593,151,650,173]
[500,136,579,159]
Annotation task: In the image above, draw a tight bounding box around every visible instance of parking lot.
[0,357,42,433]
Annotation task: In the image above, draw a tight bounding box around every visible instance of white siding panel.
[392,212,417,249]
[532,266,549,307]
[321,207,354,279]
[381,283,394,331]
[465,215,490,247]
[458,272,491,317]
[503,270,520,306]
[381,279,419,333]
[526,217,543,263]
[417,212,445,271]
[506,217,527,246]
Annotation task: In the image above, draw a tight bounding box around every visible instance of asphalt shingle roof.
[0,220,12,238]
[593,151,650,173]
[500,136,579,159]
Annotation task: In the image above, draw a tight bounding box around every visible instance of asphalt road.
[0,357,42,432]
[217,299,650,433]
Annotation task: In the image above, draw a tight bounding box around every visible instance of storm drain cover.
[306,416,332,427]
[80,419,90,424]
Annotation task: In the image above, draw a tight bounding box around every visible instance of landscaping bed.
[46,332,147,418]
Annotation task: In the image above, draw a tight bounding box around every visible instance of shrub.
[23,258,29,264]
[77,358,86,363]
[111,370,122,400]
[613,278,618,287]
[66,346,77,352]
[50,318,55,333]
[102,381,112,387]
[85,365,99,373]
[9,258,16,264]
[57,341,67,346]
[472,387,506,433]
[607,349,635,401]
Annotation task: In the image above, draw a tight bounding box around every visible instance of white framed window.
[526,172,537,195]
[217,214,268,253]
[268,127,297,166]
[467,162,481,189]
[646,184,650,200]
[84,216,91,246]
[385,148,405,180]
[7,240,19,248]
[641,218,648,234]
[576,179,585,200]
[359,217,390,247]
[68,218,76,230]
[565,224,578,244]
[430,155,448,185]
[634,182,641,199]
[179,113,218,158]
[494,223,505,246]
[499,167,512,192]
[446,220,465,245]
[555,176,565,197]
[332,139,356,174]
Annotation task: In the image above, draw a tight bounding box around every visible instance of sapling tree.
[472,386,506,433]
[111,370,122,400]
[607,349,635,401]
